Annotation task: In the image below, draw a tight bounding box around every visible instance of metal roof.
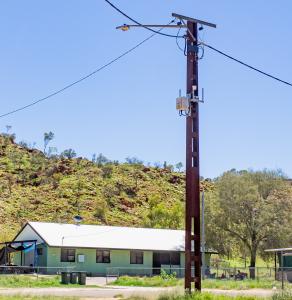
[14,222,217,253]
[21,222,185,251]
[265,248,292,253]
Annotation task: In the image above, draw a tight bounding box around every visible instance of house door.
[152,252,161,275]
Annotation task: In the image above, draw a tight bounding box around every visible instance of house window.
[159,252,180,265]
[160,252,170,265]
[61,248,76,262]
[170,252,180,265]
[37,248,43,255]
[96,250,110,263]
[130,251,143,264]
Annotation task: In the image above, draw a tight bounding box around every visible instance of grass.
[0,297,78,300]
[0,275,62,288]
[202,279,282,290]
[0,275,97,288]
[126,293,259,300]
[110,275,181,287]
[111,276,292,290]
[126,291,292,300]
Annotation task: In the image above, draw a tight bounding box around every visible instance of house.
[2,222,216,276]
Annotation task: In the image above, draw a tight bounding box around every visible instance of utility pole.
[201,190,206,280]
[173,13,215,292]
[116,13,216,292]
[184,20,201,291]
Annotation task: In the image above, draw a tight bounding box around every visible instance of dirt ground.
[0,286,276,299]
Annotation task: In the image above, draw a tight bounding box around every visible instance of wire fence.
[106,266,292,283]
[0,265,75,276]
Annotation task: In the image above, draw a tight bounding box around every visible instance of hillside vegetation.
[1,133,292,269]
[0,134,213,241]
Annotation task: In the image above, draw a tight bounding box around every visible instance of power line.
[0,31,162,119]
[203,43,292,87]
[104,0,183,38]
[105,0,291,87]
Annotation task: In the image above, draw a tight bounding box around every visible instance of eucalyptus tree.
[213,169,292,278]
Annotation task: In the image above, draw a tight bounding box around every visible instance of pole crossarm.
[172,13,216,28]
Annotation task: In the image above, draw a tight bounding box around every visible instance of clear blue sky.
[0,0,291,178]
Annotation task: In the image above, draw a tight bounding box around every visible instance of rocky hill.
[0,134,214,241]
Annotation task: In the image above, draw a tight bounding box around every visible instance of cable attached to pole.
[0,24,173,119]
[104,0,183,38]
[203,43,292,87]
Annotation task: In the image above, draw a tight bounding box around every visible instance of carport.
[0,239,37,271]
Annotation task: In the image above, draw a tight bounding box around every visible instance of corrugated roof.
[265,248,292,253]
[25,222,186,252]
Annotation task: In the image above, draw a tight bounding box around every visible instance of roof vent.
[73,215,83,225]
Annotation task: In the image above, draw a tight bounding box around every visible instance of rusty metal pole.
[185,20,201,292]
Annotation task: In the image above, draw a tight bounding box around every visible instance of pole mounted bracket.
[187,87,205,104]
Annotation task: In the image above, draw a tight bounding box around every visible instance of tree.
[125,157,143,165]
[47,147,58,158]
[175,162,183,172]
[212,169,292,278]
[61,149,77,159]
[163,161,174,172]
[5,125,12,134]
[143,194,183,229]
[93,153,109,167]
[43,131,54,154]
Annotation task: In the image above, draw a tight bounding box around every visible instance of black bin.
[78,272,86,285]
[70,272,78,284]
[61,272,70,284]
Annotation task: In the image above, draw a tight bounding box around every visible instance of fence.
[0,265,75,276]
[206,266,292,281]
[106,266,184,279]
[106,266,292,283]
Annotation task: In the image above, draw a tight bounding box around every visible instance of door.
[152,252,161,275]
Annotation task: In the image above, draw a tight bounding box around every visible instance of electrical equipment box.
[176,96,189,111]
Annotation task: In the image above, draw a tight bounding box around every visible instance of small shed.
[265,247,292,269]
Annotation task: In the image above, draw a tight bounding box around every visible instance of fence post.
[281,251,284,290]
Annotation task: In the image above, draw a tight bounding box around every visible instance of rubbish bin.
[61,272,70,284]
[70,272,78,284]
[78,272,86,285]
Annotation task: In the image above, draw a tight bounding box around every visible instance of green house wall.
[12,244,212,276]
[44,247,211,276]
[46,247,154,276]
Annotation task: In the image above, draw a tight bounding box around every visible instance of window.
[159,252,180,265]
[37,248,43,255]
[96,250,110,263]
[160,252,170,265]
[170,252,180,265]
[61,248,76,262]
[130,251,143,264]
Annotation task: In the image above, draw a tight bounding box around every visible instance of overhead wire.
[1,4,291,119]
[0,21,173,119]
[202,43,292,87]
[175,27,184,53]
[104,0,183,38]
